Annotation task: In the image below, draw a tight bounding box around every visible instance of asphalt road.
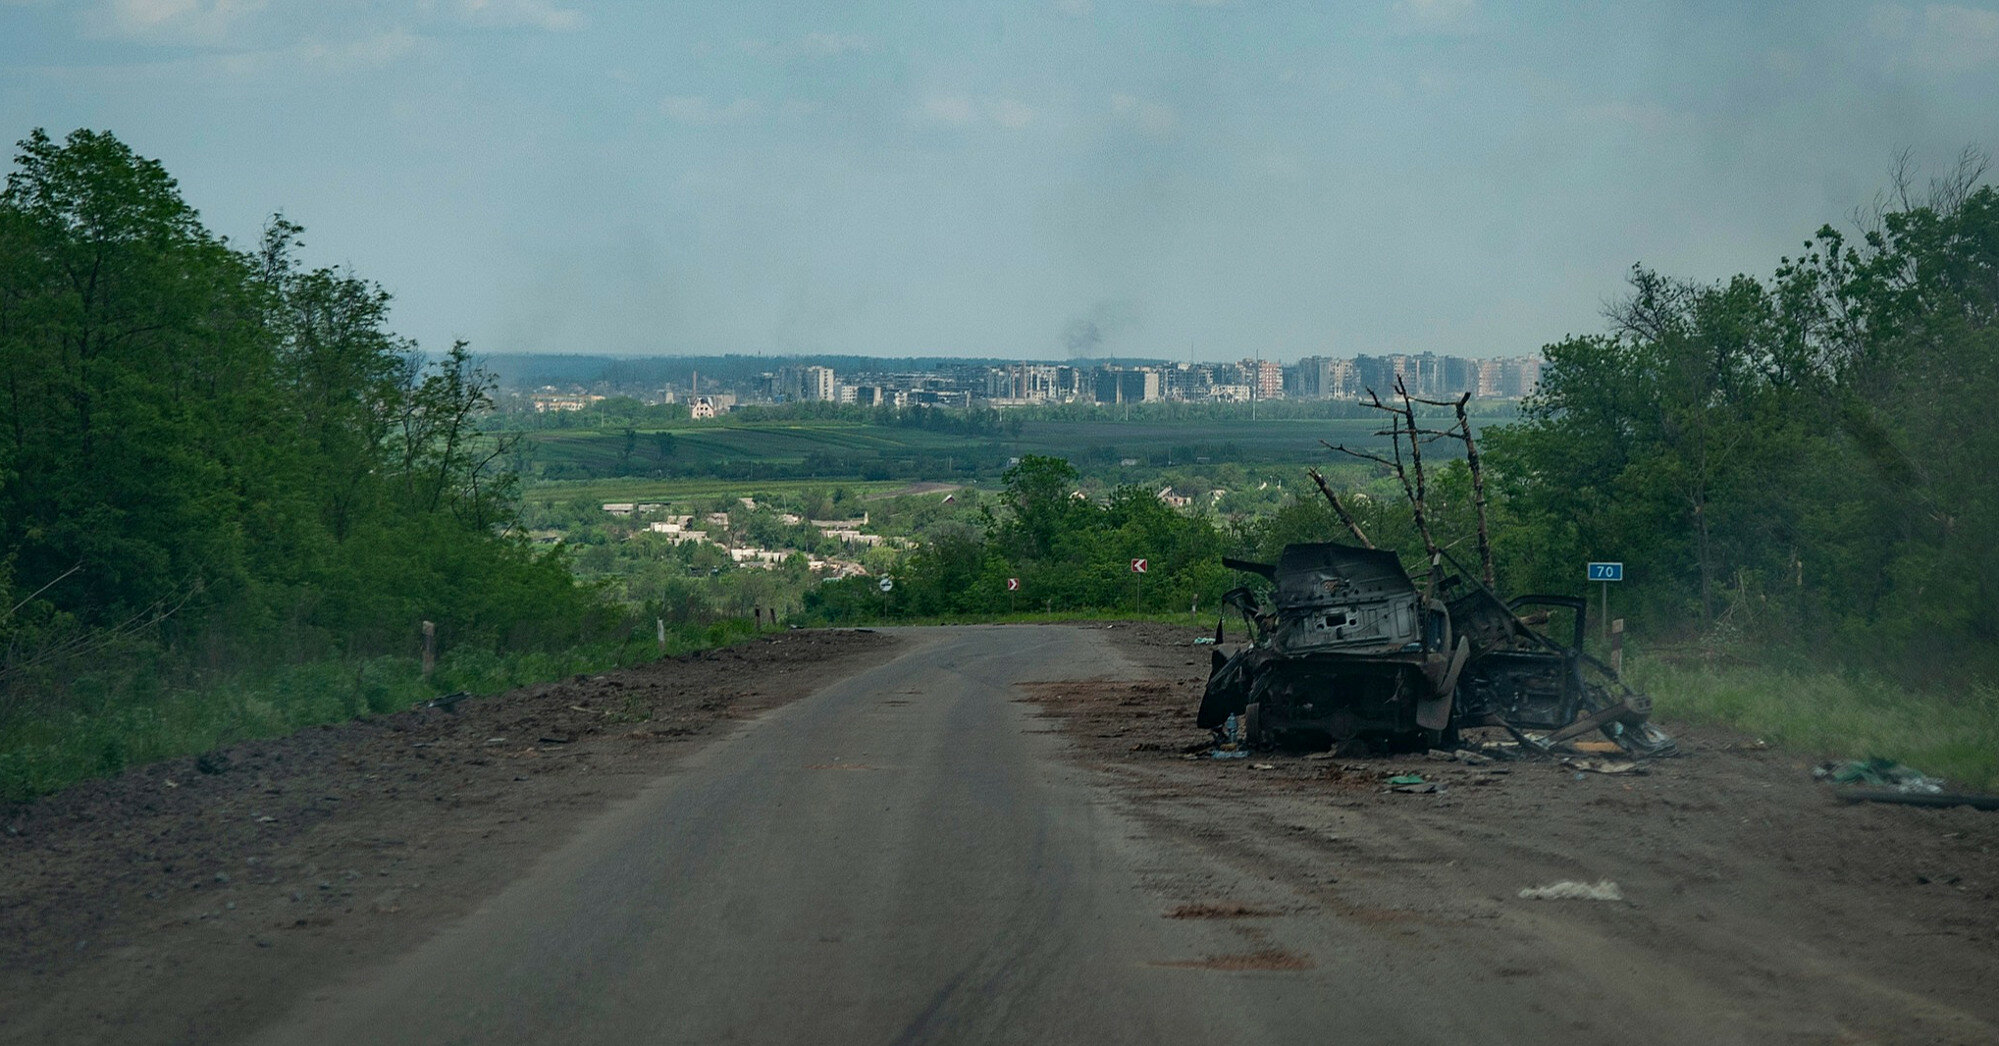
[250,626,1358,1044]
[11,621,1980,1045]
[237,623,1999,1045]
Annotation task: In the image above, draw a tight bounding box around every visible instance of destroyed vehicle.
[1196,542,1672,756]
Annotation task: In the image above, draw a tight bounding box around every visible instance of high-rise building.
[1093,367,1160,404]
[774,365,836,402]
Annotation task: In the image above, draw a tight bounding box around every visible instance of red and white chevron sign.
[1130,558,1148,574]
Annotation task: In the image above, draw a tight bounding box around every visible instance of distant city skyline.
[510,349,1543,412]
[13,4,1991,361]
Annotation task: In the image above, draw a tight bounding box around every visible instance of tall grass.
[0,618,763,802]
[1632,657,1999,791]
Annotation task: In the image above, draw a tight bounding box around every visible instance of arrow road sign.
[1006,577,1019,591]
[878,577,894,592]
[1130,558,1148,574]
[1587,562,1624,582]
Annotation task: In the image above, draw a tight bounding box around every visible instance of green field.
[522,415,1441,484]
[519,476,920,511]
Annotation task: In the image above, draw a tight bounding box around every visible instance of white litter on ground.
[1518,879,1623,901]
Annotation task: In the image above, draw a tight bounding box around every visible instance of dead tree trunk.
[1454,393,1496,588]
[1331,380,1444,594]
[1306,467,1373,548]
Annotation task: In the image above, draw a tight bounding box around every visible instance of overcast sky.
[5,1,1998,361]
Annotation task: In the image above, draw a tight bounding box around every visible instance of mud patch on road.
[1164,903,1277,920]
[1150,948,1315,971]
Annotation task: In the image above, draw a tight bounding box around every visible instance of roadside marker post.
[1610,618,1625,678]
[879,576,893,621]
[1006,576,1019,614]
[1130,558,1148,615]
[1587,562,1623,641]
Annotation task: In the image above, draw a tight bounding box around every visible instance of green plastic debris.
[1814,758,1945,794]
[1387,774,1426,786]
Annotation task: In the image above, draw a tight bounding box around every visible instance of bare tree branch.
[1307,468,1373,548]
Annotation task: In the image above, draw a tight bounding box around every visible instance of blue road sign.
[1587,562,1624,582]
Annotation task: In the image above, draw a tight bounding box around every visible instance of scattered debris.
[1519,880,1623,901]
[1392,782,1447,794]
[1813,759,1999,809]
[1208,712,1250,760]
[1814,759,1943,794]
[427,691,472,712]
[1387,774,1427,786]
[1561,757,1648,776]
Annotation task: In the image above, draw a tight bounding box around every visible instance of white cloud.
[445,0,585,32]
[660,95,761,126]
[1870,4,1999,72]
[1392,0,1478,35]
[988,98,1035,128]
[916,95,1035,129]
[797,31,869,55]
[91,0,267,44]
[1766,49,1805,76]
[740,31,872,59]
[920,95,977,125]
[297,27,418,70]
[1573,100,1681,135]
[1110,93,1176,135]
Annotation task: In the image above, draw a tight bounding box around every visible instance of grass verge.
[1632,657,1999,792]
[0,618,764,802]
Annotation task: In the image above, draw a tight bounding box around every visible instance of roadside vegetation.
[1634,659,1999,790]
[0,129,651,798]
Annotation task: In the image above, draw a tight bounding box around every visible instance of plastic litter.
[1519,879,1623,901]
[1210,713,1250,760]
[1561,757,1647,776]
[1814,758,1944,794]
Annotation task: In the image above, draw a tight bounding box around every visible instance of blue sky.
[5,1,1999,360]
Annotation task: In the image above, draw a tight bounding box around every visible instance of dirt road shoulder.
[0,629,900,1046]
[1024,622,1999,1046]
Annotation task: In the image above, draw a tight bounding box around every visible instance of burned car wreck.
[1196,542,1675,757]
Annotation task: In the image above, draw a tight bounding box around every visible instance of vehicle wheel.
[1243,702,1262,746]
